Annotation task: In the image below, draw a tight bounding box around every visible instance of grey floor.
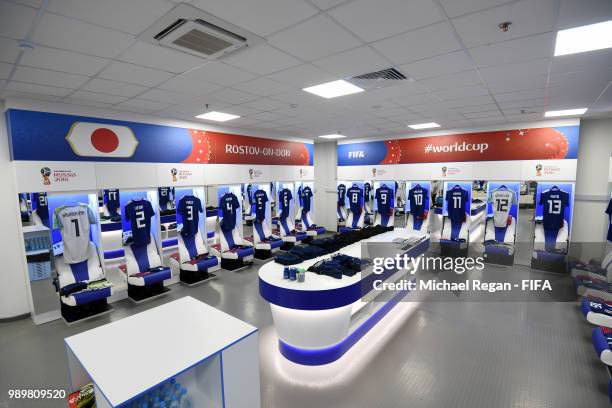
[1,245,610,407]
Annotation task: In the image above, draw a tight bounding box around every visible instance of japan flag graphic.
[66,122,139,158]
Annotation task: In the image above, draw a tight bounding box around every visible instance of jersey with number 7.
[53,204,97,263]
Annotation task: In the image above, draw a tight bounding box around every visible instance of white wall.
[314,142,338,231]
[0,103,30,318]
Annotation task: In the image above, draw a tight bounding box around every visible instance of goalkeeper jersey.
[53,204,97,264]
[488,188,516,227]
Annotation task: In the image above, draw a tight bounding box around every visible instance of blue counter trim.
[104,249,125,259]
[278,282,412,365]
[101,222,123,232]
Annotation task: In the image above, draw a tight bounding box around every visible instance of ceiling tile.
[0,63,13,80]
[32,12,134,58]
[470,117,507,126]
[230,77,291,97]
[372,22,461,65]
[19,46,109,76]
[557,0,612,30]
[158,76,222,96]
[138,88,196,104]
[220,105,262,117]
[551,48,612,75]
[399,51,474,80]
[487,75,547,94]
[504,113,544,122]
[328,0,442,42]
[497,98,545,110]
[0,2,37,39]
[61,97,114,109]
[267,14,362,61]
[0,37,22,64]
[98,61,174,87]
[115,98,171,113]
[12,66,89,88]
[271,90,325,106]
[463,110,502,119]
[251,111,286,121]
[223,44,302,76]
[455,103,500,114]
[392,93,441,107]
[479,58,550,83]
[493,88,547,102]
[46,0,174,35]
[469,32,554,68]
[80,78,149,97]
[183,62,257,86]
[433,85,490,100]
[440,0,514,18]
[418,69,482,91]
[118,41,206,74]
[191,0,319,37]
[312,46,389,78]
[444,94,495,107]
[310,0,349,10]
[68,90,129,104]
[209,88,259,104]
[6,81,73,97]
[451,0,556,48]
[241,97,287,111]
[265,63,336,88]
[1,90,64,102]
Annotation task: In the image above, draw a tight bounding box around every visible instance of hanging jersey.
[253,190,268,221]
[338,184,346,206]
[606,198,612,242]
[489,189,516,227]
[539,189,569,230]
[375,186,394,215]
[301,186,313,213]
[53,204,96,264]
[158,187,173,210]
[347,186,363,214]
[408,186,427,217]
[103,189,120,215]
[445,187,468,223]
[125,199,155,245]
[246,184,253,205]
[297,186,303,207]
[177,195,203,236]
[279,189,293,219]
[364,182,371,203]
[33,192,49,221]
[219,193,240,231]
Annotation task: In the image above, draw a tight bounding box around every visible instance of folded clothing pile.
[60,279,112,297]
[307,254,367,279]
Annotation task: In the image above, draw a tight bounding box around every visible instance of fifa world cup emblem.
[171,168,178,182]
[41,167,51,185]
[372,168,377,178]
[441,166,447,177]
[249,168,254,179]
[535,164,542,176]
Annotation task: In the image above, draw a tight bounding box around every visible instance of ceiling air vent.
[139,3,263,60]
[346,67,408,90]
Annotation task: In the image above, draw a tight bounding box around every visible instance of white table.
[65,296,259,408]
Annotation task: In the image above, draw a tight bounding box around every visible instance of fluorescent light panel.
[195,111,240,122]
[303,80,364,99]
[408,122,440,130]
[544,108,587,117]
[318,134,346,139]
[554,20,612,56]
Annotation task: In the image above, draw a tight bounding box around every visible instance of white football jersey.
[489,189,516,227]
[53,204,97,264]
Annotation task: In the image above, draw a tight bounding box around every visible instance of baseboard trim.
[0,312,30,322]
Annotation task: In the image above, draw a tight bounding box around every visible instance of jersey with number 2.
[125,199,155,245]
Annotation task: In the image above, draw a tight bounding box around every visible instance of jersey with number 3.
[539,189,569,230]
[178,195,203,236]
[125,199,155,245]
[53,204,97,263]
[489,189,516,227]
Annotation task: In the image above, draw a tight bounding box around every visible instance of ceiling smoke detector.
[498,21,512,32]
[139,3,263,60]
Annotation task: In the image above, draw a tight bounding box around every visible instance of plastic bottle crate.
[26,252,52,281]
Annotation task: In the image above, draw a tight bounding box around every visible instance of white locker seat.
[572,250,612,281]
[210,225,254,261]
[278,215,307,243]
[170,232,219,273]
[251,219,283,252]
[406,213,429,233]
[121,236,172,288]
[581,297,612,327]
[533,220,568,253]
[374,211,394,228]
[484,217,516,244]
[297,210,326,236]
[591,326,612,366]
[440,217,469,242]
[341,208,365,232]
[56,243,112,307]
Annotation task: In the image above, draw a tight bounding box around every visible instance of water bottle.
[169,395,180,408]
[179,388,191,408]
[283,267,290,279]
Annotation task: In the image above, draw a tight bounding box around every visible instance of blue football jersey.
[177,195,203,236]
[347,185,363,214]
[158,187,173,209]
[219,193,240,231]
[408,186,428,217]
[246,184,253,205]
[337,184,346,206]
[125,199,155,245]
[103,189,120,215]
[375,185,394,214]
[539,188,569,230]
[279,188,293,218]
[32,192,49,221]
[364,182,371,202]
[301,186,313,213]
[606,198,612,242]
[445,186,468,223]
[253,189,268,221]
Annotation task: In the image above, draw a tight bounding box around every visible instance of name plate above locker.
[14,161,96,193]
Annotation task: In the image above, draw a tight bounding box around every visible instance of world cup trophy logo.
[441,166,447,177]
[249,168,254,179]
[170,168,178,182]
[299,169,304,178]
[372,168,377,178]
[535,164,543,177]
[40,167,51,185]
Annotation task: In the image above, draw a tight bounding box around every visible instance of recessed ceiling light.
[554,20,612,56]
[408,122,441,130]
[544,108,587,117]
[318,134,347,139]
[303,80,364,99]
[195,111,240,122]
